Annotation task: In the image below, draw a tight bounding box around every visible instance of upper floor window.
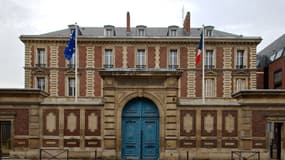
[274,69,282,88]
[205,50,214,69]
[136,49,146,68]
[235,78,246,92]
[169,29,177,37]
[104,49,113,68]
[68,55,75,68]
[68,77,75,96]
[104,25,115,37]
[37,77,45,91]
[136,25,147,37]
[236,50,246,69]
[138,29,145,36]
[204,26,214,37]
[275,48,284,60]
[169,49,178,69]
[205,78,216,97]
[168,25,178,37]
[36,48,46,67]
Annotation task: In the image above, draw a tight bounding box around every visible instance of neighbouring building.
[1,12,285,160]
[257,34,285,89]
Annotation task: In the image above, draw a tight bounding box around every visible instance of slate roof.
[258,34,285,57]
[257,34,285,67]
[36,26,241,38]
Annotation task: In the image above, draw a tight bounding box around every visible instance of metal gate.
[122,98,159,160]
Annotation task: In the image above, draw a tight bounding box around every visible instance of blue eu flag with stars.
[64,30,76,60]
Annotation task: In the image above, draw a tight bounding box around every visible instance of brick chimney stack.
[126,11,131,33]
[183,12,191,34]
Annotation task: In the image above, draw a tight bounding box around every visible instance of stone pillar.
[102,77,117,159]
[239,109,252,149]
[28,106,41,159]
[164,77,179,159]
[24,44,32,88]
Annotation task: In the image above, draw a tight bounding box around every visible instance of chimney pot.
[126,11,131,33]
[183,11,191,34]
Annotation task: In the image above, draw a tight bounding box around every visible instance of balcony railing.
[236,65,246,69]
[136,65,146,69]
[104,64,114,68]
[67,64,75,68]
[35,64,46,68]
[204,65,215,69]
[168,65,178,69]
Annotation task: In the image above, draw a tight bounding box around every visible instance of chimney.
[183,12,191,34]
[126,11,131,33]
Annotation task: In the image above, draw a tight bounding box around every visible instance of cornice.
[20,36,262,45]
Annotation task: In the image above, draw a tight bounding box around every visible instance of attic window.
[168,26,179,37]
[275,48,284,60]
[104,25,115,37]
[204,26,214,37]
[136,25,146,36]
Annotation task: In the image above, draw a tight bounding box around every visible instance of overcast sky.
[0,0,284,88]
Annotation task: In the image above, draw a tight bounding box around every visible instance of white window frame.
[235,49,247,69]
[205,49,214,69]
[37,48,46,67]
[136,49,146,68]
[168,49,178,68]
[36,77,45,91]
[170,29,177,37]
[104,49,113,68]
[205,78,216,97]
[67,54,75,68]
[104,28,113,36]
[234,77,248,93]
[68,77,75,96]
[138,29,145,36]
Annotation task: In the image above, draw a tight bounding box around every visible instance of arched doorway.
[121,98,159,160]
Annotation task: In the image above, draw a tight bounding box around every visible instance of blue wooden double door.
[122,98,159,160]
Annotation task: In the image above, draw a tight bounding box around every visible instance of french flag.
[196,33,203,64]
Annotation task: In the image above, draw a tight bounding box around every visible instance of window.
[205,50,214,69]
[68,78,75,96]
[270,53,276,62]
[169,49,178,69]
[169,29,177,37]
[36,48,45,67]
[0,121,12,154]
[236,50,245,69]
[105,29,113,36]
[104,49,113,68]
[68,55,75,68]
[37,77,45,91]
[204,26,214,37]
[274,69,282,88]
[136,25,147,36]
[136,49,145,68]
[275,48,284,60]
[235,78,246,92]
[168,26,179,37]
[205,78,215,97]
[206,29,212,37]
[104,25,115,36]
[138,29,145,36]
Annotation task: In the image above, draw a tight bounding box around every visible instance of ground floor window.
[0,121,12,155]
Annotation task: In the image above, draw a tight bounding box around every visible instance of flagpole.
[75,23,78,102]
[202,25,205,103]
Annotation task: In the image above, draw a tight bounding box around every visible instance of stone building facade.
[2,12,285,160]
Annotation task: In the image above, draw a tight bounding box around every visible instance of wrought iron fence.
[231,150,260,160]
[40,149,69,160]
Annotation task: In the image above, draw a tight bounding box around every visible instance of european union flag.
[64,30,76,60]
